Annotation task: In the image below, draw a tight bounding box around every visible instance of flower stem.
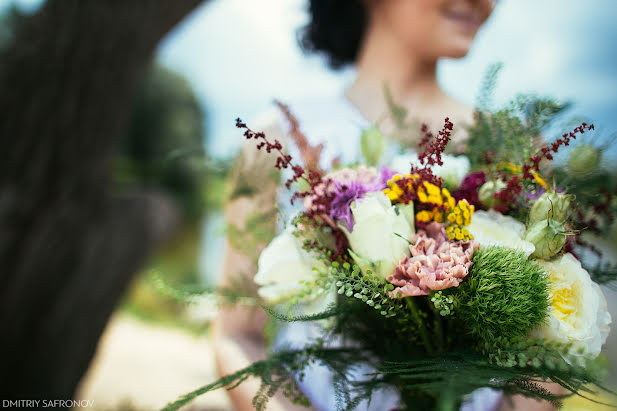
[437,390,456,411]
[406,298,433,355]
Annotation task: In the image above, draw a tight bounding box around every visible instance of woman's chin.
[439,40,475,59]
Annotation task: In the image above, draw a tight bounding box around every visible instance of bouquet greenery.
[165,84,617,410]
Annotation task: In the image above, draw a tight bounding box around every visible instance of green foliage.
[116,64,209,220]
[467,84,569,168]
[120,225,208,331]
[430,291,455,317]
[455,246,551,346]
[476,62,503,111]
[165,333,616,411]
[161,348,322,411]
[331,262,405,318]
[226,209,278,260]
[585,261,617,289]
[383,83,409,131]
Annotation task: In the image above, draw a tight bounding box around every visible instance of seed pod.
[568,143,601,175]
[525,218,567,259]
[360,126,385,166]
[478,179,507,208]
[528,191,571,225]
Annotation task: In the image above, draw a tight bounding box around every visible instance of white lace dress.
[265,94,502,411]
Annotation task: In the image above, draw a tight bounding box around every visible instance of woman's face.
[367,0,495,59]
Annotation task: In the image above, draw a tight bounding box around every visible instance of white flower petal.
[254,228,324,303]
[535,253,611,359]
[467,210,535,256]
[343,192,414,278]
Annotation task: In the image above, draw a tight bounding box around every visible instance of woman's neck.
[345,18,454,131]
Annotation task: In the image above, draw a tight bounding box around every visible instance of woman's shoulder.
[437,96,476,152]
[440,95,475,129]
[255,95,368,166]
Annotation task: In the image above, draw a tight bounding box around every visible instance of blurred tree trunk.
[0,0,204,402]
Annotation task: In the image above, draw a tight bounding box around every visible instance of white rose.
[340,192,415,278]
[391,154,470,189]
[534,253,611,359]
[467,210,536,257]
[254,227,325,304]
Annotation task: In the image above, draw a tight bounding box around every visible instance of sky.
[155,0,617,158]
[2,0,617,158]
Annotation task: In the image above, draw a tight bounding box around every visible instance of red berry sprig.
[418,117,454,167]
[235,117,347,259]
[524,122,594,179]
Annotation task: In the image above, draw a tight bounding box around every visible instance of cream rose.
[534,253,611,359]
[467,210,536,257]
[340,192,415,279]
[254,227,325,304]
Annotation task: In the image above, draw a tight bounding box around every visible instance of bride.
[213,0,558,409]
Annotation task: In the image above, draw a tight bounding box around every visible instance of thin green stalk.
[437,389,456,411]
[405,298,433,355]
[434,307,444,353]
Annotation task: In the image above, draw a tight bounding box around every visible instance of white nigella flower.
[467,210,536,257]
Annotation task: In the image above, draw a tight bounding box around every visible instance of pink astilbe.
[387,222,479,297]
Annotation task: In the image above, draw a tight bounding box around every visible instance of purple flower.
[452,171,486,208]
[330,181,369,231]
[371,166,398,191]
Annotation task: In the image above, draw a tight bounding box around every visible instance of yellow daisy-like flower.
[445,199,475,241]
[441,187,456,211]
[532,172,548,189]
[417,182,443,205]
[497,161,549,190]
[446,225,473,241]
[383,173,419,202]
[416,210,434,222]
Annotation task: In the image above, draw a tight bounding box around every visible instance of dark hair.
[298,0,368,69]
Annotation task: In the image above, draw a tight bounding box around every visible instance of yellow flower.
[383,173,419,203]
[442,188,456,211]
[445,199,475,241]
[532,172,548,189]
[416,210,434,222]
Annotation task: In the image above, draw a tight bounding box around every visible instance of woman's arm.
[211,119,314,410]
[496,382,564,411]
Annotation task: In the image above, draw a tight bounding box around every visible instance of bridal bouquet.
[165,98,616,410]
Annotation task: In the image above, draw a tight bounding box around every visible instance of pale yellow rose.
[534,253,611,359]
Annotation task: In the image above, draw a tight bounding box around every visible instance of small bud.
[568,143,601,175]
[529,191,571,225]
[478,179,507,208]
[360,126,385,166]
[525,218,568,259]
[295,177,311,192]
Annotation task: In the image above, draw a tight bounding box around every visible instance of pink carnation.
[387,222,479,297]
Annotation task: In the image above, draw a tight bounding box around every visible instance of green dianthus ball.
[455,246,551,346]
